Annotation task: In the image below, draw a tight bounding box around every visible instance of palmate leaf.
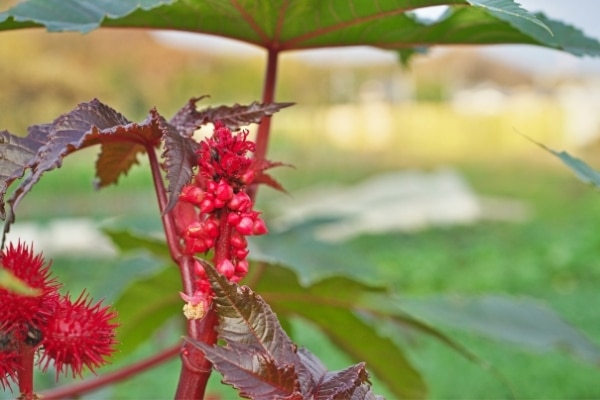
[169,97,294,135]
[1,0,599,58]
[399,295,600,365]
[0,99,168,240]
[0,128,48,219]
[188,263,382,400]
[253,262,524,399]
[193,101,295,132]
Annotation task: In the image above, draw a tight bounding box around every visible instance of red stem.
[175,308,219,400]
[17,344,35,398]
[148,145,219,398]
[39,344,180,399]
[174,256,219,399]
[147,144,182,263]
[249,48,279,201]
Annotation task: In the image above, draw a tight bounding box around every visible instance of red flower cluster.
[0,242,118,389]
[176,122,268,314]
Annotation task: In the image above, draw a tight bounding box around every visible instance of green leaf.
[467,0,552,36]
[248,219,376,286]
[524,136,600,188]
[254,263,426,399]
[550,150,600,188]
[102,227,170,260]
[113,265,182,359]
[0,0,174,33]
[1,1,599,57]
[0,267,40,296]
[399,295,600,365]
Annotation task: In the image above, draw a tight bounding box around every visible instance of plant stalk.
[17,344,35,399]
[147,144,182,263]
[249,48,279,201]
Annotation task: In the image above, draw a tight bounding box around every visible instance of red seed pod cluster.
[0,242,118,389]
[176,122,269,312]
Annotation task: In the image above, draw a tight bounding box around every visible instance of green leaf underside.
[191,263,381,399]
[1,1,599,57]
[399,295,600,365]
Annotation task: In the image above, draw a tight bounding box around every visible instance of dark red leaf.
[160,117,199,214]
[94,108,166,188]
[189,341,303,399]
[315,363,375,400]
[0,128,48,219]
[169,98,294,133]
[0,99,165,240]
[252,159,292,193]
[168,95,210,137]
[189,263,382,400]
[188,263,305,399]
[297,347,327,396]
[204,262,300,365]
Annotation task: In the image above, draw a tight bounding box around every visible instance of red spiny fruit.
[40,292,118,378]
[0,242,60,341]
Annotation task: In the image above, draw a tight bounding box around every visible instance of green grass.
[7,139,600,399]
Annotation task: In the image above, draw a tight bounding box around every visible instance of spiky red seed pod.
[0,346,19,391]
[0,242,60,335]
[41,292,118,379]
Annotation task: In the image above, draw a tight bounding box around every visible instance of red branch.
[17,344,35,398]
[39,344,180,399]
[174,307,219,399]
[147,145,182,263]
[249,48,279,201]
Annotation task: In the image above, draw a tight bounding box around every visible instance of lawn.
[5,135,600,399]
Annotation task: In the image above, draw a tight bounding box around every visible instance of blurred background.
[2,1,600,399]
